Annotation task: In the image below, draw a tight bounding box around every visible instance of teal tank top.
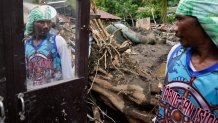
[25,34,62,87]
[156,45,218,123]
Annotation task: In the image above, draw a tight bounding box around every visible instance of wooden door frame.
[1,0,90,122]
[2,0,25,122]
[76,0,90,78]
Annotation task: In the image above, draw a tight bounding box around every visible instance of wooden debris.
[87,1,176,122]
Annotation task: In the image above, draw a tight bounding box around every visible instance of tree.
[161,0,167,23]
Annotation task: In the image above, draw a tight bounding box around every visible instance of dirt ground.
[115,25,178,93]
[126,43,171,91]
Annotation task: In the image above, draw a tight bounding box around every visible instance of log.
[92,83,153,123]
[90,76,149,105]
[92,83,125,111]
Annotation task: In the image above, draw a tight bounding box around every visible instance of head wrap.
[24,5,57,36]
[176,0,218,46]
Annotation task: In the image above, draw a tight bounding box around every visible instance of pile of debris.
[87,2,178,123]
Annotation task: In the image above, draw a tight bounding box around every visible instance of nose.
[43,22,50,29]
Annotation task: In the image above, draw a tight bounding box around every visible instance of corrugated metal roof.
[96,9,122,20]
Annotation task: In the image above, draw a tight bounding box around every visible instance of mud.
[88,24,178,123]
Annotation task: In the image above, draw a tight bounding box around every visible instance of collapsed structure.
[87,1,178,123]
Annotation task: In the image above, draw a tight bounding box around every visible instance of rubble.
[136,18,151,30]
[87,2,178,123]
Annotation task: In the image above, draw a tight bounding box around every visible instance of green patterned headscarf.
[24,5,57,36]
[176,0,218,46]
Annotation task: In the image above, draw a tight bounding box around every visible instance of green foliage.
[96,0,138,22]
[95,0,179,25]
[167,13,176,23]
[135,4,161,19]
